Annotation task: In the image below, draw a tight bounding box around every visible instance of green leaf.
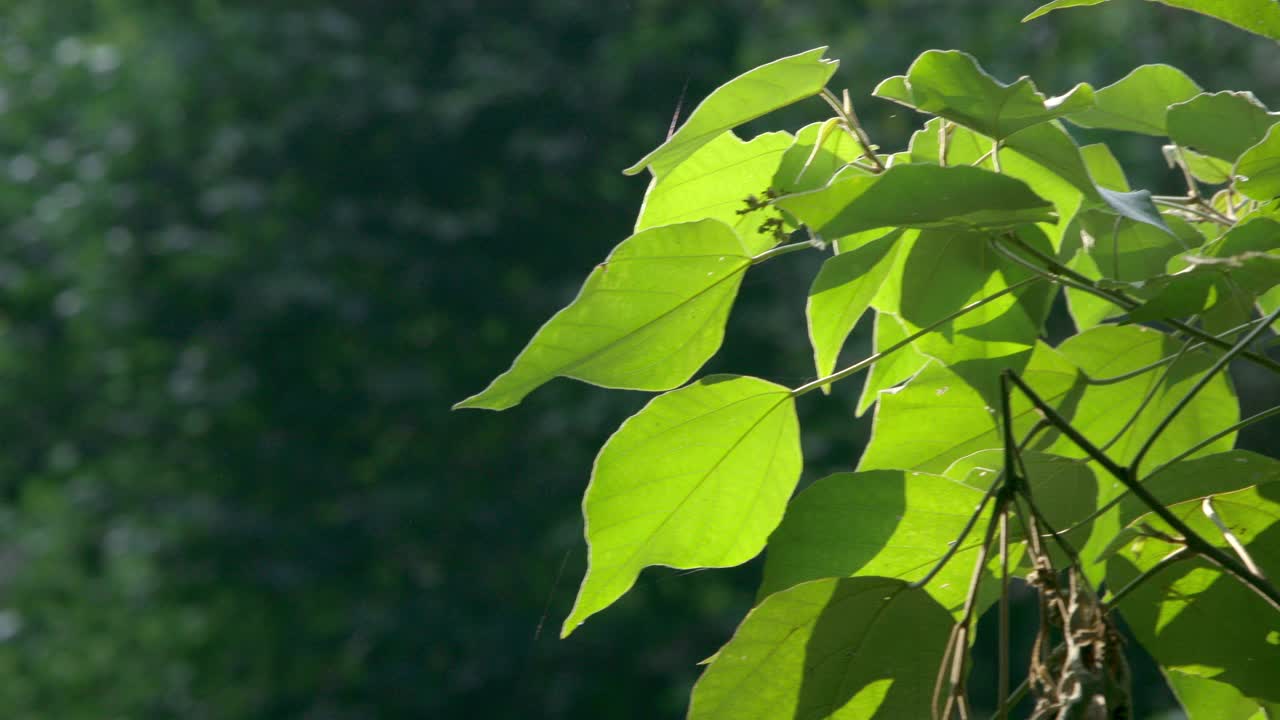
[759,470,995,614]
[1066,64,1202,135]
[455,220,751,410]
[1108,479,1280,705]
[1023,0,1109,22]
[1081,143,1131,192]
[1168,145,1234,185]
[860,341,1078,474]
[1167,673,1280,720]
[1167,92,1280,164]
[624,48,838,177]
[774,120,869,195]
[873,50,1094,140]
[1236,123,1280,202]
[562,374,801,636]
[688,577,953,720]
[636,130,794,255]
[856,312,928,417]
[1119,451,1280,527]
[807,232,902,385]
[777,164,1055,238]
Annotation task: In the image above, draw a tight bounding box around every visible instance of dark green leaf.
[562,375,801,636]
[625,48,838,177]
[688,577,952,720]
[455,220,752,410]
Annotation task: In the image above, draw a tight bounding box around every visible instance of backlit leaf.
[807,232,903,384]
[1167,92,1280,163]
[562,374,801,636]
[455,220,751,410]
[1236,123,1280,202]
[1066,64,1202,135]
[856,312,929,417]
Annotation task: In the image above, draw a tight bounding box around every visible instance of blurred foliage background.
[0,1,1273,718]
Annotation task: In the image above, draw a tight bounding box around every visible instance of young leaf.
[1107,480,1280,706]
[1066,64,1202,135]
[1023,0,1109,22]
[454,219,751,410]
[806,232,903,385]
[776,164,1055,238]
[562,375,801,636]
[624,48,838,177]
[1235,123,1280,202]
[688,577,953,720]
[636,130,794,254]
[1167,91,1280,164]
[872,50,1094,140]
[758,470,997,614]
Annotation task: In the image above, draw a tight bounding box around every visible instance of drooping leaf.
[856,312,929,417]
[807,232,903,384]
[625,48,838,177]
[562,374,801,636]
[1107,479,1280,705]
[777,164,1055,238]
[1066,64,1202,135]
[636,130,794,254]
[759,470,996,614]
[1167,92,1280,164]
[859,341,1079,474]
[688,577,952,720]
[455,220,751,410]
[1235,123,1280,202]
[873,50,1094,140]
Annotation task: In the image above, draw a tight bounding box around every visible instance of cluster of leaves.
[460,5,1280,718]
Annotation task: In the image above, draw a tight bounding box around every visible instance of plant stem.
[792,277,1041,396]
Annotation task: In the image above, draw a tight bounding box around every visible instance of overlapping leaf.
[625,47,837,177]
[562,374,800,636]
[689,577,952,720]
[873,50,1094,140]
[1066,64,1202,135]
[1236,123,1280,202]
[856,312,929,417]
[807,231,904,385]
[636,130,794,254]
[455,219,751,410]
[1167,91,1280,164]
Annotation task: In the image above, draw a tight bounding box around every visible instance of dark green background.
[0,1,1273,717]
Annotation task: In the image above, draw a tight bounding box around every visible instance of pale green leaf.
[807,232,902,384]
[1236,123,1280,202]
[855,312,928,417]
[625,48,838,177]
[1119,451,1280,527]
[759,470,995,614]
[688,577,952,720]
[1167,91,1280,163]
[1082,143,1131,191]
[777,164,1055,238]
[1167,673,1280,720]
[774,120,870,195]
[873,50,1094,140]
[1066,64,1202,135]
[563,374,800,636]
[1169,145,1234,185]
[455,220,751,410]
[636,130,794,254]
[1023,0,1109,22]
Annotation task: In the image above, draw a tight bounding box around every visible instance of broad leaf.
[1120,451,1280,527]
[625,48,837,177]
[1236,123,1280,202]
[1169,145,1234,185]
[1167,92,1280,164]
[856,312,928,417]
[1167,673,1280,720]
[807,232,902,385]
[1108,479,1280,705]
[563,375,801,636]
[774,120,870,195]
[777,164,1055,238]
[455,220,750,410]
[1024,0,1280,41]
[759,470,996,614]
[688,577,952,720]
[1066,64,1202,135]
[860,342,1078,474]
[873,50,1094,140]
[637,130,794,254]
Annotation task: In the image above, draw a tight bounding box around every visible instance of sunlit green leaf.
[777,164,1055,238]
[625,48,838,177]
[760,470,996,614]
[1236,123,1280,202]
[1023,0,1280,41]
[1119,451,1280,527]
[1108,479,1280,705]
[856,312,929,417]
[873,50,1094,140]
[1167,673,1280,720]
[562,375,800,636]
[637,130,794,254]
[1023,0,1109,22]
[807,232,903,385]
[774,120,870,195]
[1168,145,1234,185]
[689,577,952,720]
[455,220,751,410]
[1167,92,1280,164]
[1066,64,1202,135]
